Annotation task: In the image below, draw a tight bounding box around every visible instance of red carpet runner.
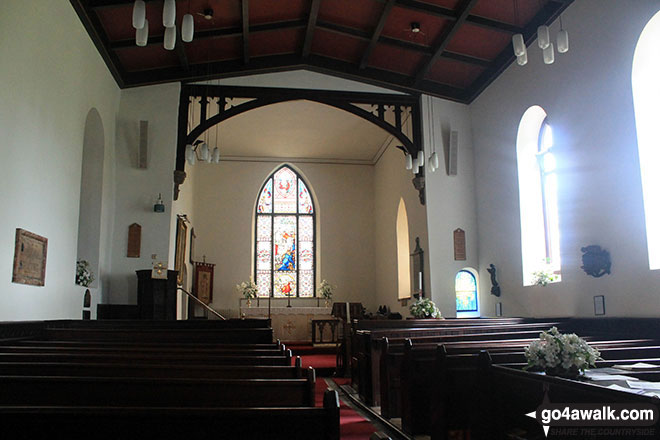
[315,378,377,440]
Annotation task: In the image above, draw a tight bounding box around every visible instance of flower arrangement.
[75,260,94,287]
[317,279,334,300]
[409,297,442,319]
[532,269,558,286]
[525,327,600,378]
[236,278,258,300]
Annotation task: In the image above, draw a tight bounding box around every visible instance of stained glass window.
[255,165,315,297]
[455,270,478,312]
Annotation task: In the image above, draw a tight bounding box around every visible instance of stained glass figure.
[455,270,478,312]
[298,179,313,214]
[254,166,315,297]
[274,167,297,213]
[257,179,273,213]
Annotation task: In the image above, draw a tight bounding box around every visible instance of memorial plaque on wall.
[12,229,48,286]
[127,223,141,258]
[453,228,466,260]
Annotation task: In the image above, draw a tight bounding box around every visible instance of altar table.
[240,306,332,342]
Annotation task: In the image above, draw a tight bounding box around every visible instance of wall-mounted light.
[154,193,165,213]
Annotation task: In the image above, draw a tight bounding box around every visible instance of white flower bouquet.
[317,279,334,300]
[525,327,600,377]
[236,278,258,300]
[76,260,94,287]
[409,297,442,319]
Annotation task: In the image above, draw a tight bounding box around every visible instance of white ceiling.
[206,100,394,163]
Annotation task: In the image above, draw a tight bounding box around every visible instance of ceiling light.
[537,25,550,49]
[201,8,214,20]
[132,0,146,29]
[543,43,555,64]
[163,0,176,28]
[182,14,194,43]
[557,29,569,53]
[164,26,176,50]
[405,153,413,170]
[211,147,220,163]
[417,152,424,167]
[136,19,149,46]
[410,22,421,33]
[516,50,528,66]
[512,34,525,57]
[412,157,420,174]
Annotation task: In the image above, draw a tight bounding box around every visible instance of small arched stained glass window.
[455,270,478,312]
[255,165,316,297]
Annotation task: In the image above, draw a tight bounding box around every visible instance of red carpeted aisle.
[315,379,377,440]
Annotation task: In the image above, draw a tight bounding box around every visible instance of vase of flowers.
[525,327,600,379]
[317,280,334,307]
[75,260,94,287]
[236,278,258,307]
[409,297,442,319]
[532,269,558,286]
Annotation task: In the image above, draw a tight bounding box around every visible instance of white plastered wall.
[0,0,120,320]
[471,0,660,317]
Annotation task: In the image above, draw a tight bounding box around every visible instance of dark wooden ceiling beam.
[242,0,250,64]
[69,0,126,87]
[414,0,479,85]
[121,53,467,101]
[175,27,189,71]
[464,0,573,103]
[359,0,395,69]
[372,0,523,34]
[302,0,321,58]
[110,19,307,50]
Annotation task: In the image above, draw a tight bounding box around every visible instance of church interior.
[2,0,660,439]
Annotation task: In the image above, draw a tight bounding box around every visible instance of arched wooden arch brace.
[175,85,425,203]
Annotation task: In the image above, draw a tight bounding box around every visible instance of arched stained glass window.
[455,270,478,313]
[255,165,315,297]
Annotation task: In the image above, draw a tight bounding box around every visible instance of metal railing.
[177,287,226,320]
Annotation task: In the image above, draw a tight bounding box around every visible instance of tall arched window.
[396,198,411,300]
[455,269,478,316]
[633,10,660,270]
[517,106,561,286]
[254,165,316,297]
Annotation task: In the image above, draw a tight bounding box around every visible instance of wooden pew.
[0,358,307,379]
[47,318,272,329]
[0,345,285,357]
[0,351,293,366]
[0,389,341,440]
[355,321,561,405]
[43,327,274,343]
[428,343,660,440]
[477,352,660,440]
[0,370,316,408]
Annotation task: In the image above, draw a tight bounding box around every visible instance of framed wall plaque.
[189,228,196,264]
[453,228,466,260]
[127,223,141,258]
[594,295,606,316]
[174,216,187,286]
[194,262,215,305]
[12,228,48,286]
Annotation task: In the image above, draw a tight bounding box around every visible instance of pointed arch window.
[633,10,660,270]
[255,165,316,297]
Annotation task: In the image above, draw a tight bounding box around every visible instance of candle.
[418,272,422,291]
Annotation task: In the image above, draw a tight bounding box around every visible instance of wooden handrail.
[177,287,226,320]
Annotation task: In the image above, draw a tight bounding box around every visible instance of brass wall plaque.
[127,223,141,258]
[12,229,48,286]
[453,228,466,260]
